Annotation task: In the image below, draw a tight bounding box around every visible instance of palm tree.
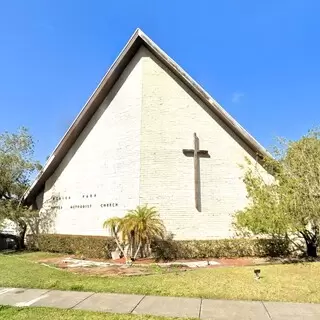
[125,205,166,259]
[103,205,165,261]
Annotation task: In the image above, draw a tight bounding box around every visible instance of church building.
[23,29,268,240]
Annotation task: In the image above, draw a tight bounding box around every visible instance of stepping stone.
[201,300,270,320]
[32,290,93,309]
[133,295,201,318]
[264,301,320,320]
[0,288,49,306]
[74,293,144,313]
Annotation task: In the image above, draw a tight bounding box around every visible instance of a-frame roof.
[23,28,268,205]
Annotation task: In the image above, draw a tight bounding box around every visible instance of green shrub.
[27,234,116,259]
[27,234,290,261]
[151,238,290,261]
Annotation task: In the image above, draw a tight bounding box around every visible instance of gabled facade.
[24,29,269,240]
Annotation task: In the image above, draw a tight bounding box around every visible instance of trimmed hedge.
[27,234,116,259]
[151,238,291,261]
[27,234,290,260]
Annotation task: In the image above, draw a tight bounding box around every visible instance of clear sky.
[1,1,319,163]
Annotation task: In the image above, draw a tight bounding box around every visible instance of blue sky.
[1,1,319,163]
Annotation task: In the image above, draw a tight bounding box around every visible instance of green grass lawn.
[0,306,189,320]
[0,252,320,303]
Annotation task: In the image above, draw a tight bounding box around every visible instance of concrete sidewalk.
[0,287,320,319]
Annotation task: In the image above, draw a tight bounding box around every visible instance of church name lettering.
[50,203,119,210]
[100,203,118,208]
[70,204,92,209]
[51,205,62,210]
[52,196,71,201]
[51,195,97,201]
[50,194,118,210]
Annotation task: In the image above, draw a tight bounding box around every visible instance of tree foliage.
[235,128,320,257]
[0,127,41,248]
[103,205,165,263]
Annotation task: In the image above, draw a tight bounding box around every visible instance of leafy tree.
[104,205,165,263]
[235,129,320,257]
[0,127,41,248]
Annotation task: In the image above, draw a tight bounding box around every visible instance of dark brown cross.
[182,133,209,212]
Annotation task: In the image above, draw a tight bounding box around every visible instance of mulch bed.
[111,257,266,266]
[35,254,271,277]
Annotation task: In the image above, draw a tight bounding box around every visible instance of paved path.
[1,287,320,319]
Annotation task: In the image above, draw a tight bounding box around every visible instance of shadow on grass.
[266,256,320,265]
[0,249,23,255]
[0,249,39,255]
[0,305,11,311]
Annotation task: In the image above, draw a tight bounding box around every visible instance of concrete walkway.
[1,287,320,319]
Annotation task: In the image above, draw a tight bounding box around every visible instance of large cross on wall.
[183,133,210,212]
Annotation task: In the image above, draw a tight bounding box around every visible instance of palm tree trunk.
[114,235,126,257]
[301,230,318,257]
[133,241,142,260]
[17,221,27,249]
[145,242,151,257]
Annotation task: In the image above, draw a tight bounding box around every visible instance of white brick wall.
[139,47,268,240]
[42,48,144,236]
